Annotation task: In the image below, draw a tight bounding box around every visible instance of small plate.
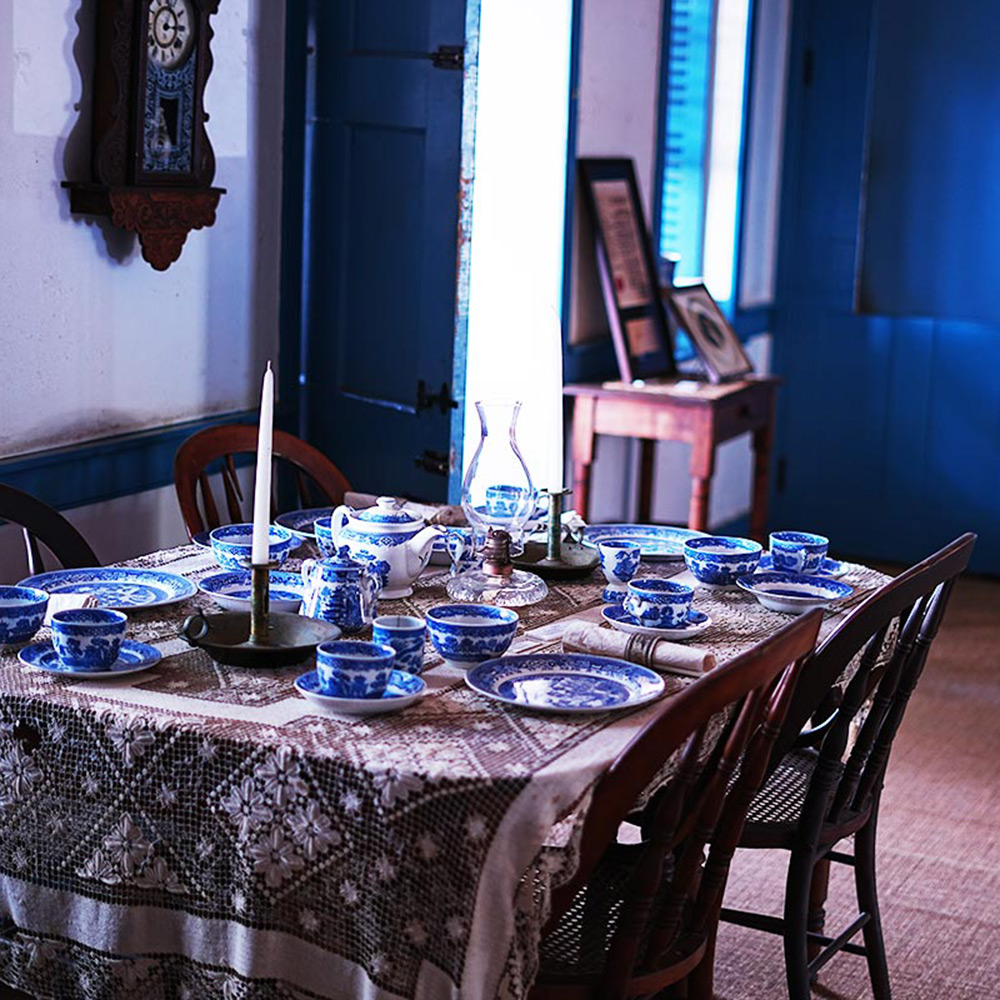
[19,568,197,610]
[736,572,854,615]
[466,653,665,714]
[19,639,162,678]
[275,507,335,540]
[757,554,846,578]
[198,571,305,613]
[582,524,707,562]
[295,669,426,715]
[602,605,712,640]
[192,530,212,550]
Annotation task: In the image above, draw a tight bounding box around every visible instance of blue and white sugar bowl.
[316,639,395,699]
[373,614,427,675]
[445,527,481,576]
[426,603,519,669]
[623,578,693,627]
[598,539,642,603]
[0,586,49,647]
[769,531,829,575]
[210,523,297,571]
[50,608,127,670]
[683,536,763,588]
[300,547,382,635]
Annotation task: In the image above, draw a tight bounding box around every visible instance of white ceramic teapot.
[330,497,443,599]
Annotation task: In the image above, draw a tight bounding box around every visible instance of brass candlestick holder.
[181,562,339,667]
[512,489,599,580]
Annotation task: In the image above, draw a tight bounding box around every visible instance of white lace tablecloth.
[0,544,890,1000]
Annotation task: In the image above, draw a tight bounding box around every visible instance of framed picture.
[577,158,675,381]
[664,283,754,383]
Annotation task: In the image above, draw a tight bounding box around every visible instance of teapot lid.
[354,496,423,526]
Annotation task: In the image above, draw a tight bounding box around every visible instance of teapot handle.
[330,505,351,547]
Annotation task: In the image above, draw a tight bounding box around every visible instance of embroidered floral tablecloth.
[0,544,890,1000]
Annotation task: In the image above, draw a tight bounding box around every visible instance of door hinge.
[415,449,450,477]
[428,45,464,70]
[417,379,459,415]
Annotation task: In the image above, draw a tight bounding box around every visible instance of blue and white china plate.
[582,524,707,562]
[466,653,665,714]
[295,669,426,716]
[18,568,197,610]
[602,605,712,640]
[736,572,854,615]
[198,571,305,613]
[19,639,162,678]
[192,530,212,549]
[757,554,846,578]
[274,507,335,540]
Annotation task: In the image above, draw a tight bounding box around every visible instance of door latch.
[416,380,459,415]
[428,45,464,70]
[415,449,450,477]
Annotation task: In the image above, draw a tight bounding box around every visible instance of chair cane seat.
[740,749,818,848]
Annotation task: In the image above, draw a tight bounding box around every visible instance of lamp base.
[445,567,548,607]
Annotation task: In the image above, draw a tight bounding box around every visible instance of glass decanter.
[446,400,548,606]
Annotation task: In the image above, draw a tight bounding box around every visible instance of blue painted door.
[302,0,468,501]
[771,0,1000,573]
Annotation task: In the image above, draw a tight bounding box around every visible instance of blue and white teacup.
[315,639,395,698]
[623,578,694,627]
[770,531,829,575]
[0,586,49,647]
[445,527,482,576]
[484,484,531,520]
[598,539,641,604]
[50,609,127,670]
[373,615,426,675]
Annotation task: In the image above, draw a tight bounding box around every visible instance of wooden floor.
[714,572,1000,999]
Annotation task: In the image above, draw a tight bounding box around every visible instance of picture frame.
[577,158,676,381]
[664,283,754,383]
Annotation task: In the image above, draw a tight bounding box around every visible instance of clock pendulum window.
[63,0,225,271]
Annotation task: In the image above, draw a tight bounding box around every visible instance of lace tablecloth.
[0,544,890,1000]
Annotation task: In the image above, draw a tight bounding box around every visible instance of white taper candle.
[250,362,274,566]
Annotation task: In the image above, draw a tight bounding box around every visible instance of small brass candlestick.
[512,489,599,580]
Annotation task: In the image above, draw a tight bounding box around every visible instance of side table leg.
[688,438,715,533]
[750,396,777,543]
[638,439,656,522]
[571,396,597,521]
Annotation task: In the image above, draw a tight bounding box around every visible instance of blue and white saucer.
[198,571,305,613]
[274,507,335,540]
[736,572,854,615]
[19,568,197,610]
[465,653,665,714]
[757,554,846,578]
[19,639,162,678]
[602,605,712,640]
[295,669,426,716]
[582,524,707,562]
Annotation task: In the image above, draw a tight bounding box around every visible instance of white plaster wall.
[0,0,284,565]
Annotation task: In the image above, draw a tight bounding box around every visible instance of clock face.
[147,0,194,71]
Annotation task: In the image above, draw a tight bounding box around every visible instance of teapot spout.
[406,524,444,576]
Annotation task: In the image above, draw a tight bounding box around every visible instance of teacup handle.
[361,569,381,622]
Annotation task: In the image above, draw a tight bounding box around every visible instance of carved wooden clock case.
[65,0,225,271]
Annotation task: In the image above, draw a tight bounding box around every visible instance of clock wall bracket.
[63,0,225,271]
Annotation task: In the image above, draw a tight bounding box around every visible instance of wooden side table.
[564,377,780,541]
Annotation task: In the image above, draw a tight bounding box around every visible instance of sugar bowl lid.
[353,497,423,528]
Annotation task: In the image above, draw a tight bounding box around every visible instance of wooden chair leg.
[806,856,831,960]
[686,919,718,1000]
[783,849,816,1000]
[854,817,892,1000]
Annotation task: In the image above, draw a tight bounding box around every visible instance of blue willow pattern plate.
[757,554,846,578]
[465,653,665,714]
[736,572,854,615]
[582,524,707,562]
[602,605,712,640]
[295,669,426,716]
[19,639,162,678]
[18,568,197,610]
[275,507,336,540]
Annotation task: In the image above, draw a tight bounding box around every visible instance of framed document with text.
[578,158,675,381]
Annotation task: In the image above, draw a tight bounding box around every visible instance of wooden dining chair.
[529,609,824,1000]
[719,532,977,1000]
[0,483,99,577]
[173,425,352,539]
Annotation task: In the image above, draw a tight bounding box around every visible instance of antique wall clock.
[65,0,225,271]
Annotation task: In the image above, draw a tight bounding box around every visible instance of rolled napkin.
[562,620,715,677]
[43,592,99,625]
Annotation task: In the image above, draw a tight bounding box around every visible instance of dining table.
[0,540,892,1000]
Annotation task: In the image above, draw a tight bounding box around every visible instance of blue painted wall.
[771,0,1000,573]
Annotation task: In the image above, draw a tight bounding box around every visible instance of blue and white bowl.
[736,572,854,615]
[0,586,49,646]
[209,523,298,571]
[50,608,127,670]
[622,578,694,627]
[316,639,395,698]
[683,536,763,588]
[426,604,519,669]
[372,614,427,675]
[769,531,830,575]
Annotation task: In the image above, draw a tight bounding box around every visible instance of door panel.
[772,0,1000,572]
[304,0,467,500]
